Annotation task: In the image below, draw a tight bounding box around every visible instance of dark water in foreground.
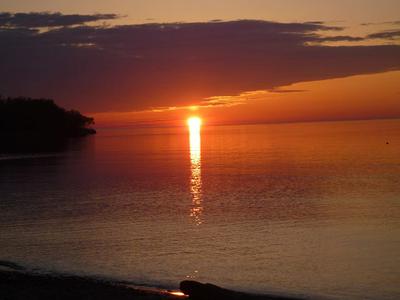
[1,119,399,299]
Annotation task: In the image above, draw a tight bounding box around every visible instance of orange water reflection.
[189,119,202,225]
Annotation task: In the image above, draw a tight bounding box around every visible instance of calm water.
[1,119,400,299]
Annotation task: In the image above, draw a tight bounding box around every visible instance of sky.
[0,1,399,126]
[2,0,400,24]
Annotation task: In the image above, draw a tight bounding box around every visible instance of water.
[1,119,400,299]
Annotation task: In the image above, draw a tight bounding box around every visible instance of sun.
[187,117,202,130]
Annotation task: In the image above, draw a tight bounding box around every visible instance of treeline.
[0,96,96,137]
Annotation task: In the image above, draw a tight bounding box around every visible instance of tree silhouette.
[0,96,96,153]
[0,96,95,136]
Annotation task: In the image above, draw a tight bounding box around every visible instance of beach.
[0,261,183,300]
[0,261,305,300]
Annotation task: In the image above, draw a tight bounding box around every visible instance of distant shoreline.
[0,97,96,153]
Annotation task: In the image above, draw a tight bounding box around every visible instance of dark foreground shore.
[0,262,305,300]
[0,269,182,300]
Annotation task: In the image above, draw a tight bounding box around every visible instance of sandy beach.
[0,261,305,300]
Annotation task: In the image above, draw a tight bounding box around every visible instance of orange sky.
[92,71,400,127]
[2,0,400,25]
[1,2,399,126]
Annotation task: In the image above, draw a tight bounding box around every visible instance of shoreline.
[0,268,184,300]
[0,261,306,300]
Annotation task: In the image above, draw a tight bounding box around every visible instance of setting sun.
[187,117,202,130]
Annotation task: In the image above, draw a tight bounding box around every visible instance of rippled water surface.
[1,119,400,299]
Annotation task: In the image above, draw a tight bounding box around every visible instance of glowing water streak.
[188,117,202,225]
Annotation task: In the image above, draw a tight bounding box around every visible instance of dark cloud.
[312,35,365,42]
[361,21,400,26]
[0,15,399,112]
[0,12,117,28]
[367,30,400,40]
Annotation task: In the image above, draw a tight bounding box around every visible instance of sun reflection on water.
[188,117,203,225]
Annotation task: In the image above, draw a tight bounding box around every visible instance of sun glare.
[187,116,202,131]
[187,116,202,225]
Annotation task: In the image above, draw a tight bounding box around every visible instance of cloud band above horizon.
[0,12,399,113]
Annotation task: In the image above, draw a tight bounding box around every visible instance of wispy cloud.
[0,12,118,28]
[367,30,400,40]
[361,20,400,26]
[311,35,365,42]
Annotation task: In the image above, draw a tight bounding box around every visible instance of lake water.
[1,119,400,299]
